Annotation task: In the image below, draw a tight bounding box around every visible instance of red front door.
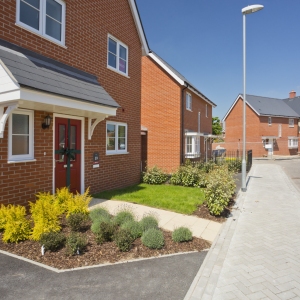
[55,117,81,193]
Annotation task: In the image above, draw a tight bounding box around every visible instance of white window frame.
[16,0,66,46]
[268,117,272,125]
[107,35,129,76]
[186,92,192,111]
[289,118,294,127]
[288,137,298,149]
[185,135,200,158]
[106,121,128,155]
[8,109,34,161]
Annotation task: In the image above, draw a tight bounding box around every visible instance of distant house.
[141,52,216,173]
[0,0,149,206]
[217,92,300,157]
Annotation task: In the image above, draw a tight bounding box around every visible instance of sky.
[135,0,300,119]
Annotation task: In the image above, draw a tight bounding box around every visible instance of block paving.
[185,162,300,299]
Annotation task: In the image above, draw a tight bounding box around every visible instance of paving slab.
[185,161,300,299]
[89,199,222,243]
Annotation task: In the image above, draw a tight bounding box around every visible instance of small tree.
[212,117,222,136]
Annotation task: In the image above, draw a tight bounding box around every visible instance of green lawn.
[93,183,205,215]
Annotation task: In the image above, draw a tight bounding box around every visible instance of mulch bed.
[192,197,236,223]
[0,197,237,269]
[0,220,210,270]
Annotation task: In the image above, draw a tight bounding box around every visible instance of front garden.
[0,187,210,269]
[0,159,237,269]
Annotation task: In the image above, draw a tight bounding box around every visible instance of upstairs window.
[268,117,272,125]
[186,93,192,111]
[16,0,66,45]
[107,35,128,76]
[289,119,294,127]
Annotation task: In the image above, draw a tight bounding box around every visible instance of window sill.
[106,152,129,156]
[15,23,67,49]
[107,66,130,78]
[7,159,37,164]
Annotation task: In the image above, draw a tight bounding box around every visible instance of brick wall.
[141,56,182,173]
[0,0,143,204]
[184,90,213,160]
[0,111,53,205]
[213,97,299,157]
[141,56,213,173]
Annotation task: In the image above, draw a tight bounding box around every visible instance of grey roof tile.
[0,39,119,108]
[245,94,299,118]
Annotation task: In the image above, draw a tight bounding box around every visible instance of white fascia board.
[260,114,299,118]
[128,0,149,56]
[222,94,260,122]
[148,53,185,85]
[19,88,117,117]
[187,86,216,108]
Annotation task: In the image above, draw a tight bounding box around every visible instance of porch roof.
[0,39,119,110]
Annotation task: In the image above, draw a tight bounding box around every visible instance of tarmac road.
[0,251,207,300]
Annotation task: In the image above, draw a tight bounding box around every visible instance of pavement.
[185,159,300,299]
[89,199,222,243]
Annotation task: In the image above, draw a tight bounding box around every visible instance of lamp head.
[242,4,264,15]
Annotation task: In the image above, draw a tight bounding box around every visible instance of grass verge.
[93,183,205,215]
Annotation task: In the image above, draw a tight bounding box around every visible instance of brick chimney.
[289,90,296,98]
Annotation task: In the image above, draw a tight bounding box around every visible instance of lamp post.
[241,4,264,192]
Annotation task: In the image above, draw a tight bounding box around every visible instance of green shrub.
[65,232,87,256]
[172,227,193,243]
[205,165,236,216]
[140,215,159,232]
[121,220,143,239]
[114,228,134,252]
[66,212,88,232]
[29,192,62,241]
[169,169,182,186]
[113,210,135,226]
[89,207,111,223]
[39,231,66,252]
[94,221,118,244]
[170,162,208,188]
[226,158,242,173]
[142,166,168,185]
[1,205,31,243]
[141,228,164,249]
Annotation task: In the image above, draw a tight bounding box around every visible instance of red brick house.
[0,0,149,205]
[141,51,216,173]
[215,92,299,157]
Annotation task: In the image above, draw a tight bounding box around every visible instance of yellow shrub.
[29,192,62,241]
[0,204,9,230]
[2,205,31,243]
[55,187,73,214]
[64,188,92,217]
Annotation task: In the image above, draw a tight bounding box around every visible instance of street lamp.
[241,4,264,192]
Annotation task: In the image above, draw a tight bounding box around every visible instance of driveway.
[0,251,207,300]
